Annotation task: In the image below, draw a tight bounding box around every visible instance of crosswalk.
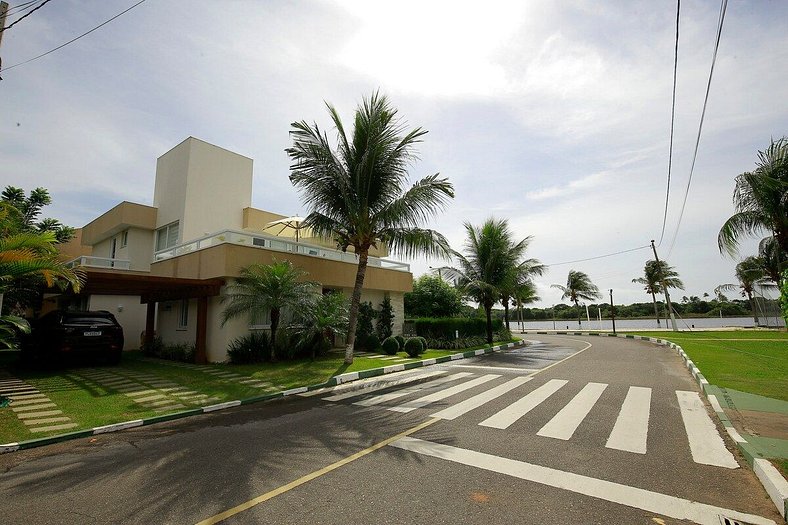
[320,371,739,469]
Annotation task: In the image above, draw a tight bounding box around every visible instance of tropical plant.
[632,260,684,327]
[227,332,273,364]
[220,260,317,360]
[498,237,544,329]
[780,269,788,329]
[512,279,540,330]
[404,274,464,318]
[287,92,454,364]
[355,301,377,350]
[1,186,75,243]
[551,270,602,327]
[445,218,541,343]
[0,315,29,349]
[718,137,788,271]
[292,291,349,359]
[717,256,775,324]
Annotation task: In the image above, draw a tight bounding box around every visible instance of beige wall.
[154,137,253,245]
[150,244,412,293]
[81,202,157,246]
[87,294,147,351]
[91,227,154,271]
[58,229,92,259]
[156,299,197,347]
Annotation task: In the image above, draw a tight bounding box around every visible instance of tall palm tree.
[499,237,544,329]
[718,137,788,270]
[445,218,539,343]
[512,279,540,331]
[551,270,602,328]
[221,260,318,360]
[287,92,454,364]
[632,259,684,327]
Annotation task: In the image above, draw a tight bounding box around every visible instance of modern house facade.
[58,137,412,362]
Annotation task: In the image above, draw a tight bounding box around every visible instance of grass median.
[0,341,512,445]
[631,330,788,401]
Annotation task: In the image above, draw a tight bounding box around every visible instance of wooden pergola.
[77,270,225,364]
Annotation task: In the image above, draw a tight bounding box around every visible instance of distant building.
[51,137,411,362]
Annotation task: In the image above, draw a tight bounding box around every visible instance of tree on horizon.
[632,259,684,327]
[551,270,602,328]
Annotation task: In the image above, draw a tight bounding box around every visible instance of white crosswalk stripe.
[676,391,738,469]
[350,373,473,406]
[537,382,607,440]
[322,370,450,402]
[388,374,501,413]
[479,379,568,429]
[605,386,651,454]
[431,376,532,420]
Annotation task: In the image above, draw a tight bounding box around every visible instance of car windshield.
[62,316,116,326]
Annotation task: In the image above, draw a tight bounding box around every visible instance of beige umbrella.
[264,216,307,242]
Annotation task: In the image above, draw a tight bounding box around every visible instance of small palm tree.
[632,260,684,327]
[717,256,775,324]
[221,260,318,360]
[512,279,540,331]
[446,218,540,343]
[718,137,788,262]
[292,291,349,359]
[287,92,454,364]
[551,270,602,328]
[499,237,544,329]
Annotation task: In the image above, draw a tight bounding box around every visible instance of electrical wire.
[666,0,728,257]
[0,0,52,33]
[0,0,147,73]
[657,0,681,247]
[545,245,651,267]
[4,1,42,16]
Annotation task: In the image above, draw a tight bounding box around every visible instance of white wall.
[87,295,147,351]
[156,299,197,347]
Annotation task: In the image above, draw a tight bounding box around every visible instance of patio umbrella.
[264,216,307,242]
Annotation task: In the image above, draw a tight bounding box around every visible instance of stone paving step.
[23,416,71,426]
[29,423,78,433]
[11,403,57,412]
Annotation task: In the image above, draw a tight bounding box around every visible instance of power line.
[545,245,651,267]
[666,0,728,258]
[657,0,681,247]
[5,0,43,15]
[0,0,52,33]
[0,0,146,73]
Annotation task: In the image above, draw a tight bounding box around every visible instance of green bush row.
[142,336,195,363]
[409,317,503,340]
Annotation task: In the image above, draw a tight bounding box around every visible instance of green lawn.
[0,342,511,444]
[632,330,788,401]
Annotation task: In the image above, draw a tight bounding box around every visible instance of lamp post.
[609,289,616,335]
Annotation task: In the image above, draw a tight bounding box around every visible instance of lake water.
[507,316,785,331]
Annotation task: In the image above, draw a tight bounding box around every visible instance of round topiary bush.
[365,333,381,351]
[403,337,424,358]
[395,334,406,349]
[382,336,399,355]
[416,336,428,351]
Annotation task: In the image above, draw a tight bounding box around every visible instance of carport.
[77,269,225,364]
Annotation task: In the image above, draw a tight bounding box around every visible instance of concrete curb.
[0,340,525,455]
[520,330,788,520]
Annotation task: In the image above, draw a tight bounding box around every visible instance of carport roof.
[78,269,224,303]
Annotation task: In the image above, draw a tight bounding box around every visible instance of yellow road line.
[194,417,440,525]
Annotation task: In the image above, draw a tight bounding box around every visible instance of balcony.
[66,256,131,270]
[153,229,410,272]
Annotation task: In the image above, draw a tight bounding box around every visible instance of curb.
[521,330,788,520]
[0,340,525,455]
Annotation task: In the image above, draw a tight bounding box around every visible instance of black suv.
[22,310,124,365]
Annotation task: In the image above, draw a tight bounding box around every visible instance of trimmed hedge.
[382,336,399,355]
[404,337,424,357]
[409,317,503,340]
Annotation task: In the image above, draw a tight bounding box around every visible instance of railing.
[66,256,131,270]
[153,229,411,272]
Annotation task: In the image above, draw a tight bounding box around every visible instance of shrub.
[425,336,486,350]
[410,317,503,340]
[355,301,377,344]
[142,336,194,363]
[376,296,394,340]
[403,337,424,357]
[141,335,164,357]
[416,336,428,351]
[227,332,272,364]
[364,333,381,351]
[395,334,406,349]
[382,336,399,355]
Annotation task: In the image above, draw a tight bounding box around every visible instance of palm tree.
[512,279,540,331]
[445,218,540,343]
[292,291,349,359]
[632,260,684,327]
[221,260,318,360]
[551,270,602,327]
[499,237,544,329]
[718,137,788,270]
[717,256,775,324]
[287,92,454,364]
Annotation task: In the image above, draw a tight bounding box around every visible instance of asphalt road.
[0,335,782,525]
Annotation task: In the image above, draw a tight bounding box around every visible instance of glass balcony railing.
[153,229,411,272]
[65,256,131,270]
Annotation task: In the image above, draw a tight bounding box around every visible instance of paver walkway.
[0,372,78,433]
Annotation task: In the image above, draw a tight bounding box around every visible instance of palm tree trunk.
[484,301,494,344]
[270,308,280,362]
[746,291,759,324]
[345,249,369,364]
[502,296,510,331]
[651,292,661,327]
[575,300,581,328]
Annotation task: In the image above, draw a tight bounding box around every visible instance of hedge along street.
[0,341,525,453]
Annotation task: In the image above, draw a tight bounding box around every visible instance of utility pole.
[0,2,9,78]
[651,239,679,331]
[609,289,616,335]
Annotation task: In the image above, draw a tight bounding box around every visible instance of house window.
[249,309,271,329]
[178,299,189,329]
[155,221,179,252]
[120,230,128,248]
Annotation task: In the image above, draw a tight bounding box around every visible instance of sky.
[1,0,786,308]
